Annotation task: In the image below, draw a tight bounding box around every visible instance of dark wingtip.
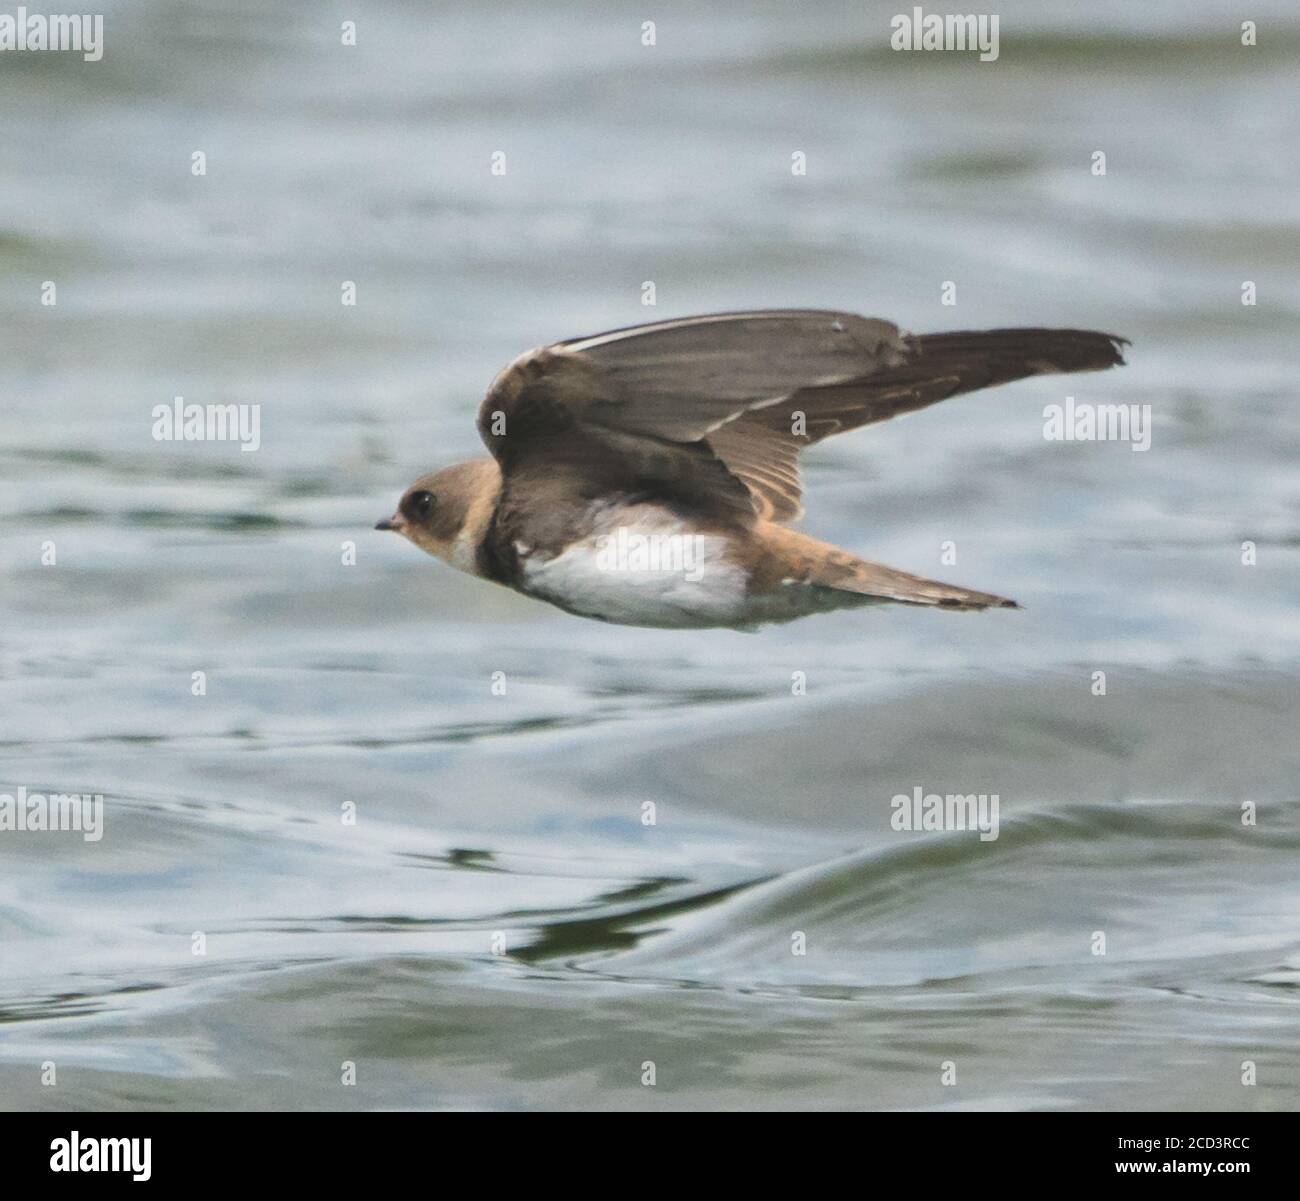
[1047,329,1129,372]
[914,327,1130,376]
[1101,333,1130,367]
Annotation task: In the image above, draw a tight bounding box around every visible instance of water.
[2,0,1298,1110]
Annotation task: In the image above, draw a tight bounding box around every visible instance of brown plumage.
[378,310,1127,628]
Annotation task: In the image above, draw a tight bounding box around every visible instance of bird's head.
[375,458,501,573]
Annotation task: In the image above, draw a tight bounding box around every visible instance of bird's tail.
[758,525,1018,611]
[820,555,1018,611]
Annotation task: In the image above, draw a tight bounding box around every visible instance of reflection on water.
[1,0,1298,1109]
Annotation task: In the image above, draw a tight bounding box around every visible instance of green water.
[1,0,1298,1110]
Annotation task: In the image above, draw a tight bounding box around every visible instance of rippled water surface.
[2,1,1298,1110]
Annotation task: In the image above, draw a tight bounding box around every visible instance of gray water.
[1,0,1298,1110]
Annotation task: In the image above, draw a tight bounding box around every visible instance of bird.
[376,310,1126,630]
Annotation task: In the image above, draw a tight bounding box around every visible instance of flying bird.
[376,310,1126,629]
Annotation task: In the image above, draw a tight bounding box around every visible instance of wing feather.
[477,312,1127,526]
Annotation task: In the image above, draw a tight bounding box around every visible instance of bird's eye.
[402,490,435,521]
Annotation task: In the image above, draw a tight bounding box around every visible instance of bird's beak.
[375,514,404,533]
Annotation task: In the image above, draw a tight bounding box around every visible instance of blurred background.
[1,0,1297,1110]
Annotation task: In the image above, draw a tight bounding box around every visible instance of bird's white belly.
[519,519,752,629]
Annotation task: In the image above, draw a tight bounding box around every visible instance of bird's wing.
[477,310,907,522]
[477,311,1128,523]
[710,327,1129,519]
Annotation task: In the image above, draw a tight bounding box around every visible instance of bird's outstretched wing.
[477,310,1127,524]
